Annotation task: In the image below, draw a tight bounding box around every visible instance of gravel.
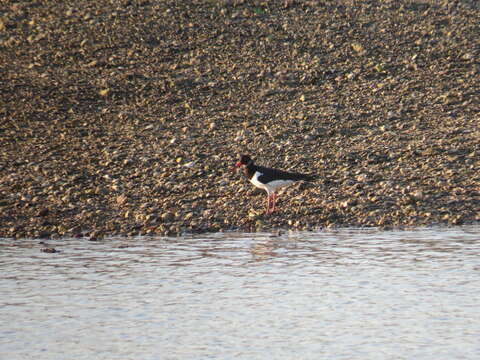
[1,0,479,239]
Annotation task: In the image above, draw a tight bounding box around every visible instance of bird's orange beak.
[232,161,242,172]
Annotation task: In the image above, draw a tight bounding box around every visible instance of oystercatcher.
[233,154,316,214]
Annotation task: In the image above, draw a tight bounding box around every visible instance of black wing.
[256,165,315,183]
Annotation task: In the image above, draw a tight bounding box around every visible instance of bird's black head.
[235,154,253,168]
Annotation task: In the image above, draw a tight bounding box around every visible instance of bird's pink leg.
[265,193,275,214]
[271,193,276,213]
[266,193,276,214]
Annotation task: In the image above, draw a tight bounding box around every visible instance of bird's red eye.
[235,161,242,167]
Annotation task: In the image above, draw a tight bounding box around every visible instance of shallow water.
[1,227,480,359]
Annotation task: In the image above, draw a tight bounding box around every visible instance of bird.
[233,154,316,214]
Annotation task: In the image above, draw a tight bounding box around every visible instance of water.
[1,227,480,360]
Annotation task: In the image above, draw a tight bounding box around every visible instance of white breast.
[249,171,268,191]
[249,171,295,195]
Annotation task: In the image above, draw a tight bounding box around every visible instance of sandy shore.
[1,0,479,239]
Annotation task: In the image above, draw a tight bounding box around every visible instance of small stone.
[86,60,98,67]
[89,231,103,241]
[387,111,397,119]
[412,190,424,199]
[99,88,110,96]
[161,212,175,222]
[37,208,49,217]
[116,195,127,205]
[356,174,368,182]
[351,42,365,54]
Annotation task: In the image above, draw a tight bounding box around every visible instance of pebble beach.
[1,0,479,239]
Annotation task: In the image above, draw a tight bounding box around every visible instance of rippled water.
[1,227,480,359]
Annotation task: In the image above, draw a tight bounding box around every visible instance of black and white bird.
[233,154,316,214]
